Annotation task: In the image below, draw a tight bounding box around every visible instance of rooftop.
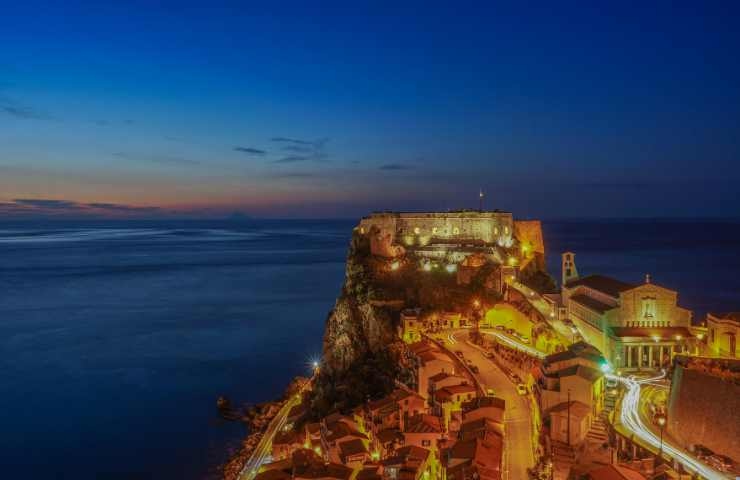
[339,438,368,458]
[549,400,591,418]
[544,341,605,366]
[708,312,740,325]
[565,275,635,298]
[570,294,615,314]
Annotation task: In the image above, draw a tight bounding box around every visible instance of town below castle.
[227,210,739,480]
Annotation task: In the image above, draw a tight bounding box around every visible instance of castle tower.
[562,251,579,287]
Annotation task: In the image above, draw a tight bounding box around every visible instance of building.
[432,384,478,429]
[534,342,606,446]
[402,414,444,450]
[442,435,503,480]
[356,211,547,289]
[400,308,423,344]
[706,312,739,357]
[560,253,693,370]
[381,445,438,480]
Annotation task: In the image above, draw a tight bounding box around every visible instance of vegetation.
[521,269,557,294]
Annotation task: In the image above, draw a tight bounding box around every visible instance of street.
[446,330,535,480]
[613,373,732,480]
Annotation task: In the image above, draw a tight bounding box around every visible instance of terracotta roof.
[609,326,692,338]
[586,464,647,480]
[445,437,503,479]
[339,438,368,458]
[382,445,430,466]
[547,364,603,382]
[376,428,402,444]
[708,312,740,325]
[355,466,382,480]
[570,294,615,314]
[294,462,353,480]
[428,372,462,383]
[443,384,477,395]
[462,396,506,415]
[460,417,502,436]
[565,275,635,298]
[404,414,442,434]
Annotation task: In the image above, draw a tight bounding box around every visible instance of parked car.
[486,388,496,397]
[505,328,515,335]
[495,325,505,331]
[692,444,714,460]
[470,365,479,374]
[455,350,464,357]
[519,335,530,344]
[516,384,528,395]
[707,454,733,472]
[484,351,494,358]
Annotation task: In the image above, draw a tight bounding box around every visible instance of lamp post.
[655,413,667,463]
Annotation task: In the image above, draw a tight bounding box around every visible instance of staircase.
[551,440,576,480]
[586,415,609,444]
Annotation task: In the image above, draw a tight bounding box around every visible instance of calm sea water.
[1,218,738,479]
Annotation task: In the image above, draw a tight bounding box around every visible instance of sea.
[1,218,739,479]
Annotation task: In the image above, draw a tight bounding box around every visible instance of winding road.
[613,372,733,480]
[446,330,535,480]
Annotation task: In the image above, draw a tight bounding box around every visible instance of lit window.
[414,227,420,235]
[432,227,438,234]
[453,227,460,235]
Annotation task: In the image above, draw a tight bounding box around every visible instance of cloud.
[274,156,310,163]
[1,198,162,217]
[270,136,329,162]
[379,163,414,170]
[0,96,52,120]
[112,152,200,166]
[234,146,267,155]
[13,198,82,209]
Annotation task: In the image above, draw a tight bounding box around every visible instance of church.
[560,252,694,370]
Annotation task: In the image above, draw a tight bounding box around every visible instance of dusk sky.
[1,1,739,219]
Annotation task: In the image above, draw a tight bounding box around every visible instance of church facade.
[560,252,693,370]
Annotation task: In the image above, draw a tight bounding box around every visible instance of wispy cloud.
[112,152,200,166]
[379,163,414,170]
[234,146,267,155]
[2,198,163,218]
[270,136,329,163]
[0,96,52,120]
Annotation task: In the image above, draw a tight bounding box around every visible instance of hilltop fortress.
[357,210,546,276]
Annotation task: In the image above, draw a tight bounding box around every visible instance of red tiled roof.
[570,294,615,314]
[565,275,635,298]
[339,438,368,458]
[404,414,442,434]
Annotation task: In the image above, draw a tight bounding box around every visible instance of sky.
[1,1,739,219]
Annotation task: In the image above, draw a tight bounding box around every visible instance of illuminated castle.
[356,210,545,277]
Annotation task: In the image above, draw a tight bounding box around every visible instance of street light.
[655,413,667,462]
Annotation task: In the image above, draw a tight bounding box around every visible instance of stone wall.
[358,211,515,247]
[667,362,740,460]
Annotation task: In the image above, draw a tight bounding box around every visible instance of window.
[422,440,431,447]
[453,227,460,235]
[641,296,656,319]
[414,227,421,234]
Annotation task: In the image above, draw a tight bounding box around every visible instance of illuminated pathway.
[449,331,534,480]
[613,372,730,480]
[480,329,546,359]
[238,385,308,480]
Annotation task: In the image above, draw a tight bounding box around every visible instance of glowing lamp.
[313,361,319,368]
[652,335,661,343]
[445,264,457,273]
[675,335,682,341]
[473,299,480,308]
[314,446,322,454]
[371,451,380,461]
[600,362,612,373]
[423,263,432,272]
[390,261,400,271]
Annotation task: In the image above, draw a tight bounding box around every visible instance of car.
[519,335,530,344]
[495,325,505,331]
[470,365,479,373]
[692,444,714,460]
[455,350,464,357]
[505,328,515,335]
[486,388,496,397]
[516,384,528,395]
[510,373,522,383]
[707,454,733,472]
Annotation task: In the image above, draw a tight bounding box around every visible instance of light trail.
[613,372,728,480]
[481,330,546,359]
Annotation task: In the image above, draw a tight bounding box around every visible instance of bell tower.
[562,251,579,287]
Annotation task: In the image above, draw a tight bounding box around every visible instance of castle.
[356,210,545,278]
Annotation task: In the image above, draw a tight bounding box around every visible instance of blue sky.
[1,1,739,218]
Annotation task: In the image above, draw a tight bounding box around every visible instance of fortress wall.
[667,365,740,460]
[358,212,514,245]
[513,220,544,254]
